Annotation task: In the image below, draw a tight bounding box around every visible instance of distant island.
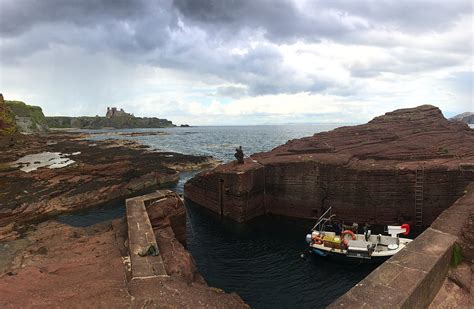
[46,106,175,129]
[450,112,474,124]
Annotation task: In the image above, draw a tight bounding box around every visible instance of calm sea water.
[83,124,346,162]
[58,124,380,308]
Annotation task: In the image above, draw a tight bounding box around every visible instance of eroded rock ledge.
[0,131,216,239]
[185,105,474,227]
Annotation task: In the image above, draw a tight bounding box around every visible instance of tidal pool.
[11,151,79,172]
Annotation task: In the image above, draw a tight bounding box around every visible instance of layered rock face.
[185,105,474,227]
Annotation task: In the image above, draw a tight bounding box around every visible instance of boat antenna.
[311,206,332,231]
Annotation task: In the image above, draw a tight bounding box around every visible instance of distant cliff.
[4,99,49,133]
[451,112,474,124]
[46,106,175,129]
[46,115,175,129]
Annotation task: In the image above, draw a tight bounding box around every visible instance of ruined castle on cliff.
[106,107,133,118]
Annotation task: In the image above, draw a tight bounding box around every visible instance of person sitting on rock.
[234,146,244,164]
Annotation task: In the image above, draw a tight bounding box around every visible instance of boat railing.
[311,206,334,231]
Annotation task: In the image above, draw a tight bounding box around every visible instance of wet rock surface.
[185,105,474,226]
[0,131,216,238]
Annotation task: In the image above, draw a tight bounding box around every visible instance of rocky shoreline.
[0,130,247,307]
[0,131,217,239]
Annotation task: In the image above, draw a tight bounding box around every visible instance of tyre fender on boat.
[401,223,410,236]
[341,230,356,246]
[312,236,324,245]
[311,231,324,245]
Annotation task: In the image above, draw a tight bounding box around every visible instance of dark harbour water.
[185,201,377,308]
[58,124,382,308]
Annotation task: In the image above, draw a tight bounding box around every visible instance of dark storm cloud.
[0,0,148,36]
[172,0,363,43]
[0,0,471,98]
[172,0,471,43]
[0,0,178,55]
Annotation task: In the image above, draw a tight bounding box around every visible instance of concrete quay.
[126,191,169,280]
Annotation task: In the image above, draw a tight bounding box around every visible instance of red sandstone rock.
[0,219,246,308]
[0,132,215,232]
[145,192,202,283]
[185,105,474,226]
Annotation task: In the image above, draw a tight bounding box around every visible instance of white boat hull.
[309,233,412,260]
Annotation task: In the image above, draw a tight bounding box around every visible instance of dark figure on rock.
[234,146,244,164]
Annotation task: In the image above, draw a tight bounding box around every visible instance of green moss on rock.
[0,94,18,136]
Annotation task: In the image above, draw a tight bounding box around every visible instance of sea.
[57,124,383,308]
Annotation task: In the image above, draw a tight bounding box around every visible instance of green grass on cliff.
[5,100,48,131]
[6,100,45,120]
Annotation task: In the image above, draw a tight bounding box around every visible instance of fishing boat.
[306,207,412,261]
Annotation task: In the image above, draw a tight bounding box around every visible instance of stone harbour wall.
[329,183,474,308]
[185,159,473,227]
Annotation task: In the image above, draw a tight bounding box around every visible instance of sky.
[0,0,472,125]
